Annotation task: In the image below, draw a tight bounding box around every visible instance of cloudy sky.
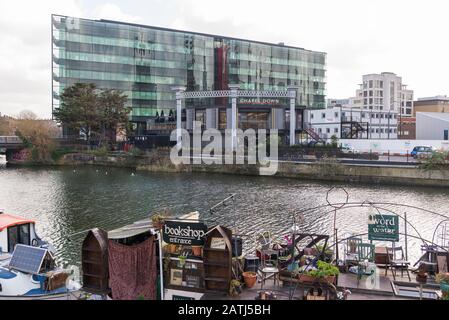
[0,0,448,118]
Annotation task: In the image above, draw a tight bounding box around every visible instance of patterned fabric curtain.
[108,236,157,300]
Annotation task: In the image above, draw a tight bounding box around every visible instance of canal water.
[0,155,448,266]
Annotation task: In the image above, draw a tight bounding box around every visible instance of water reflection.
[0,163,448,266]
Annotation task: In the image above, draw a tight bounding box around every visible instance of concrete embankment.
[8,153,449,188]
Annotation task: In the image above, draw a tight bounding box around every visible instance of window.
[7,224,30,252]
[326,128,331,134]
[334,128,339,133]
[318,128,322,133]
[369,80,373,88]
[369,91,373,97]
[361,113,366,118]
[311,113,314,119]
[322,113,326,119]
[335,112,339,118]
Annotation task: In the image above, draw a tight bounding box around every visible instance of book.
[170,269,183,286]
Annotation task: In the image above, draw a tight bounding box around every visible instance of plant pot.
[298,274,335,284]
[297,274,316,283]
[242,272,257,288]
[192,246,202,257]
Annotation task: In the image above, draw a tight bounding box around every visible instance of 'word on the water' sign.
[368,214,399,241]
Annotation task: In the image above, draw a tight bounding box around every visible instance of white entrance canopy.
[172,85,299,148]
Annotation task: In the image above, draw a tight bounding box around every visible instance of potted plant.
[436,272,449,298]
[151,209,168,229]
[299,260,339,284]
[242,271,257,288]
[178,254,187,268]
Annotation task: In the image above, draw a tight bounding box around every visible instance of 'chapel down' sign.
[368,214,399,241]
[163,220,208,246]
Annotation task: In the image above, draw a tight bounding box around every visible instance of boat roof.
[0,214,35,232]
[108,219,154,240]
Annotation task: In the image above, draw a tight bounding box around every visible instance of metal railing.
[0,136,22,144]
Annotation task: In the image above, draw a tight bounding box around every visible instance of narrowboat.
[0,211,81,299]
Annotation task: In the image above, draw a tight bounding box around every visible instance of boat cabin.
[0,213,38,253]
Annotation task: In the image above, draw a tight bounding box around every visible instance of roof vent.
[278,42,285,46]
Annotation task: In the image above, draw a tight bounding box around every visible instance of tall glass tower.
[52,15,326,134]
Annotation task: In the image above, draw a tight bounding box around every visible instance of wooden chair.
[345,237,362,266]
[357,243,375,285]
[385,246,411,281]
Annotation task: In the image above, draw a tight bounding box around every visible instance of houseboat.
[0,211,81,299]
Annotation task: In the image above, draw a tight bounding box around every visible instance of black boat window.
[19,224,30,246]
[7,226,19,252]
[7,224,31,252]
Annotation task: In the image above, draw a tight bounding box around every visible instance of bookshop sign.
[163,220,208,245]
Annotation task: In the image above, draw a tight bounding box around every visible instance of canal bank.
[22,152,449,188]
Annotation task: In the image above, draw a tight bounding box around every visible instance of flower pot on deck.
[298,274,335,284]
[242,272,257,289]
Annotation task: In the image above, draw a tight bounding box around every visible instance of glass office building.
[52,15,326,135]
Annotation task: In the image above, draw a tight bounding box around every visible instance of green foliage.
[88,146,109,157]
[127,146,144,157]
[51,147,76,161]
[151,208,170,223]
[330,135,339,148]
[436,273,449,284]
[53,83,130,148]
[306,261,340,278]
[419,151,449,171]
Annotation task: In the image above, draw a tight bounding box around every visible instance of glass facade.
[52,15,326,126]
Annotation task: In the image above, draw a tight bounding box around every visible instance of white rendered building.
[354,72,414,118]
[306,99,399,140]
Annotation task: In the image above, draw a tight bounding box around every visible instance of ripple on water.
[0,165,448,265]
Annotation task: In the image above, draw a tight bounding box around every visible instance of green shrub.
[419,151,449,171]
[51,147,76,161]
[88,146,109,157]
[306,261,339,278]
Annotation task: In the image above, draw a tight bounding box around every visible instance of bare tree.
[11,111,59,162]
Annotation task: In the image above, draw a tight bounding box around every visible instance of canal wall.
[7,152,449,188]
[135,155,449,188]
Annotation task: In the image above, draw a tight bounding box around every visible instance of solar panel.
[8,244,48,274]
